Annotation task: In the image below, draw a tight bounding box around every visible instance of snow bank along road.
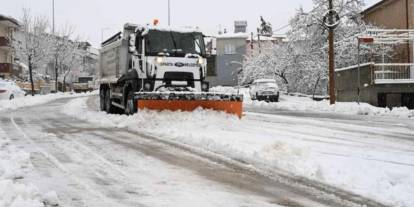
[0,96,409,207]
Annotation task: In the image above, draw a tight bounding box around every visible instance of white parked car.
[0,80,26,100]
[249,79,280,102]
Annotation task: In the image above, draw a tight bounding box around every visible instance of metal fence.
[374,64,414,81]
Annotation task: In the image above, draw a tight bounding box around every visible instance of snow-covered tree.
[14,9,53,95]
[241,0,384,95]
[258,16,273,37]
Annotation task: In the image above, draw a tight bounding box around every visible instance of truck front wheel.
[125,90,136,115]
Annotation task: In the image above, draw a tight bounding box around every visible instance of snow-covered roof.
[253,79,276,83]
[216,32,249,39]
[88,47,99,56]
[141,25,201,35]
[247,34,288,42]
[0,14,20,28]
[335,62,374,72]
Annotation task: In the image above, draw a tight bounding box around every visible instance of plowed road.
[0,97,391,207]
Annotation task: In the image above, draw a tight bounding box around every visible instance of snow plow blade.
[135,92,243,118]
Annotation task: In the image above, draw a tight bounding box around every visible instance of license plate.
[171,81,188,86]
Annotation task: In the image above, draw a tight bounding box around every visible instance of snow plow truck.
[98,23,243,117]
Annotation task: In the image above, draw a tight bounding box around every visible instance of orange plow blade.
[135,92,243,118]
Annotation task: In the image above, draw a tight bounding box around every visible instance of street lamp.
[168,0,171,26]
[52,0,55,34]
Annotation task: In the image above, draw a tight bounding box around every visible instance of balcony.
[0,36,10,48]
[374,63,414,84]
[0,63,11,73]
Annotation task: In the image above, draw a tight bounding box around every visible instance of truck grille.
[163,72,195,87]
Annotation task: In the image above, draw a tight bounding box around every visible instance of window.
[224,44,236,54]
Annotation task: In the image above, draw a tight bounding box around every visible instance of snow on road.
[2,97,294,207]
[0,91,96,112]
[0,127,57,207]
[0,92,96,207]
[64,96,414,207]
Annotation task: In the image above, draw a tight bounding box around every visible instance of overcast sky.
[2,0,380,47]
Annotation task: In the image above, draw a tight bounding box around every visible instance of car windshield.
[258,82,277,88]
[145,30,205,57]
[0,82,8,87]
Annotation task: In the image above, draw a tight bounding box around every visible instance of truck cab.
[131,27,208,92]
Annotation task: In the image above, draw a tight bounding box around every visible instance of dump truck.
[97,23,243,117]
[73,76,94,93]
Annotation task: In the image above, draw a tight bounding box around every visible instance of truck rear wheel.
[125,90,136,115]
[105,90,116,114]
[100,88,106,111]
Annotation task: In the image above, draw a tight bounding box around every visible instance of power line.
[272,1,327,34]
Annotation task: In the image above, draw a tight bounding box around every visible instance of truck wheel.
[105,90,115,114]
[125,90,136,115]
[99,89,106,111]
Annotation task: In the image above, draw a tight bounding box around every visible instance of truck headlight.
[156,56,165,64]
[198,57,204,65]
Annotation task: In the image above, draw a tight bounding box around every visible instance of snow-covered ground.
[0,92,96,207]
[63,97,414,207]
[0,128,59,207]
[211,86,414,119]
[0,91,97,112]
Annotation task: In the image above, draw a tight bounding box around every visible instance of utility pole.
[52,0,55,34]
[328,0,336,104]
[168,0,171,26]
[52,0,58,92]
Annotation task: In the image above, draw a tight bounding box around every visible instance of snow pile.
[247,96,414,119]
[210,86,251,101]
[63,97,414,207]
[63,98,318,179]
[211,86,414,119]
[0,91,97,112]
[0,129,58,207]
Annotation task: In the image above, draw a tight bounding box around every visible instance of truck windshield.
[145,30,205,57]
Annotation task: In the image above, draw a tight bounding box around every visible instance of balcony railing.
[0,36,10,47]
[374,63,414,84]
[0,63,11,73]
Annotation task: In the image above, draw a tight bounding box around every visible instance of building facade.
[336,63,414,109]
[335,0,414,109]
[206,21,248,86]
[362,0,414,62]
[0,14,19,79]
[206,33,248,86]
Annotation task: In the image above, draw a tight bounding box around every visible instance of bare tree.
[51,24,80,91]
[60,40,81,91]
[15,9,52,96]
